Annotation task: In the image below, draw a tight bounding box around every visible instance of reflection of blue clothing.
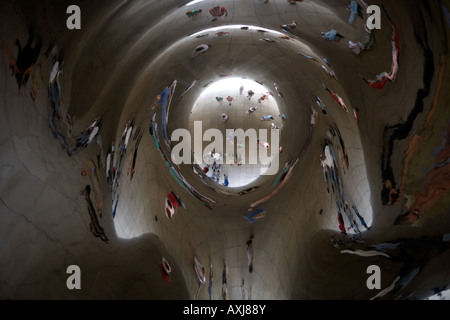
[119,137,126,155]
[77,133,88,145]
[324,30,338,41]
[348,1,359,24]
[50,81,61,114]
[397,267,420,290]
[243,207,265,223]
[160,87,172,146]
[112,198,119,218]
[328,144,338,168]
[353,206,370,229]
[326,166,335,186]
[224,178,229,186]
[159,87,171,108]
[368,243,400,251]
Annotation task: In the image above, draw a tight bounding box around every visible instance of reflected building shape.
[0,0,449,301]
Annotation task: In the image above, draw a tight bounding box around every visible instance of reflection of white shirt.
[87,127,99,144]
[311,108,318,124]
[124,126,133,149]
[192,44,209,56]
[324,146,334,168]
[49,61,59,85]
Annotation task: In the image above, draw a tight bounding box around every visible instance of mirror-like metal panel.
[0,0,449,300]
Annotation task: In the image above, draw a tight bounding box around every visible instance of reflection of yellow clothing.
[86,159,103,210]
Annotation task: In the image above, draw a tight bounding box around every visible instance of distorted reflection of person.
[247,106,258,114]
[246,237,254,273]
[321,29,345,42]
[81,185,109,243]
[222,260,228,300]
[347,0,363,25]
[221,113,229,122]
[280,20,297,31]
[186,8,202,18]
[261,115,274,121]
[223,174,229,186]
[194,256,206,300]
[2,27,42,89]
[191,44,211,58]
[209,6,228,21]
[160,257,172,284]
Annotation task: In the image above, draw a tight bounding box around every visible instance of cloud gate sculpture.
[1,0,449,302]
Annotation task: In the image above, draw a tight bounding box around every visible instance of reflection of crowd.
[3,32,104,157]
[320,133,369,237]
[160,257,172,284]
[2,33,115,244]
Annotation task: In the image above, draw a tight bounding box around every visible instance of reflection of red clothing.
[367,17,399,89]
[167,193,179,208]
[338,213,346,235]
[329,90,339,103]
[368,76,389,89]
[160,264,171,284]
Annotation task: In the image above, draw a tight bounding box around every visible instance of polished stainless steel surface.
[0,0,449,300]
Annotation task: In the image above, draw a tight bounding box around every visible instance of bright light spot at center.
[199,77,267,97]
[190,77,281,189]
[189,25,285,38]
